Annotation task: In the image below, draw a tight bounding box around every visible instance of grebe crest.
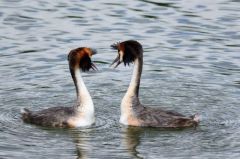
[111,40,143,67]
[21,47,97,128]
[111,40,199,128]
[68,47,97,72]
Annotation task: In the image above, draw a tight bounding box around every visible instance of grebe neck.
[120,56,143,124]
[71,68,94,114]
[125,56,143,98]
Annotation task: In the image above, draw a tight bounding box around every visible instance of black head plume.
[111,42,120,50]
[68,47,98,72]
[111,40,143,68]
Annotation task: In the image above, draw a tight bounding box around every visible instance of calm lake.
[0,0,240,158]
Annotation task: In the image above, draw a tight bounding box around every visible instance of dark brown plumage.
[131,97,198,128]
[68,47,97,72]
[111,40,143,66]
[21,107,75,127]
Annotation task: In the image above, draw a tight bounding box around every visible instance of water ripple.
[0,0,240,158]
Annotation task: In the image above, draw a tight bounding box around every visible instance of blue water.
[0,0,240,158]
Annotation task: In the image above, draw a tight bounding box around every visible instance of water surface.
[0,0,240,158]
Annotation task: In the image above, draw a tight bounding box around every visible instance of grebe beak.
[90,48,98,70]
[111,55,121,68]
[110,42,123,68]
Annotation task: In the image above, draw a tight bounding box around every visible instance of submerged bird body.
[120,97,198,128]
[21,47,97,128]
[111,40,199,128]
[22,107,83,127]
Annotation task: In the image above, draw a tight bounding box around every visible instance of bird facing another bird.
[21,47,96,128]
[21,40,199,128]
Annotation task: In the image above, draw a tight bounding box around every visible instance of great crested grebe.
[111,40,199,128]
[21,47,97,128]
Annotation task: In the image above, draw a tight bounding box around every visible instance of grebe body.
[111,40,199,128]
[21,47,97,128]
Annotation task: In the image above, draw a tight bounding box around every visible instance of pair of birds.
[21,40,199,128]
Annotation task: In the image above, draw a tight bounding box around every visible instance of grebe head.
[111,40,143,68]
[68,47,97,72]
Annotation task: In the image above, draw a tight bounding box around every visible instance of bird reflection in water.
[69,129,92,159]
[122,126,144,159]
